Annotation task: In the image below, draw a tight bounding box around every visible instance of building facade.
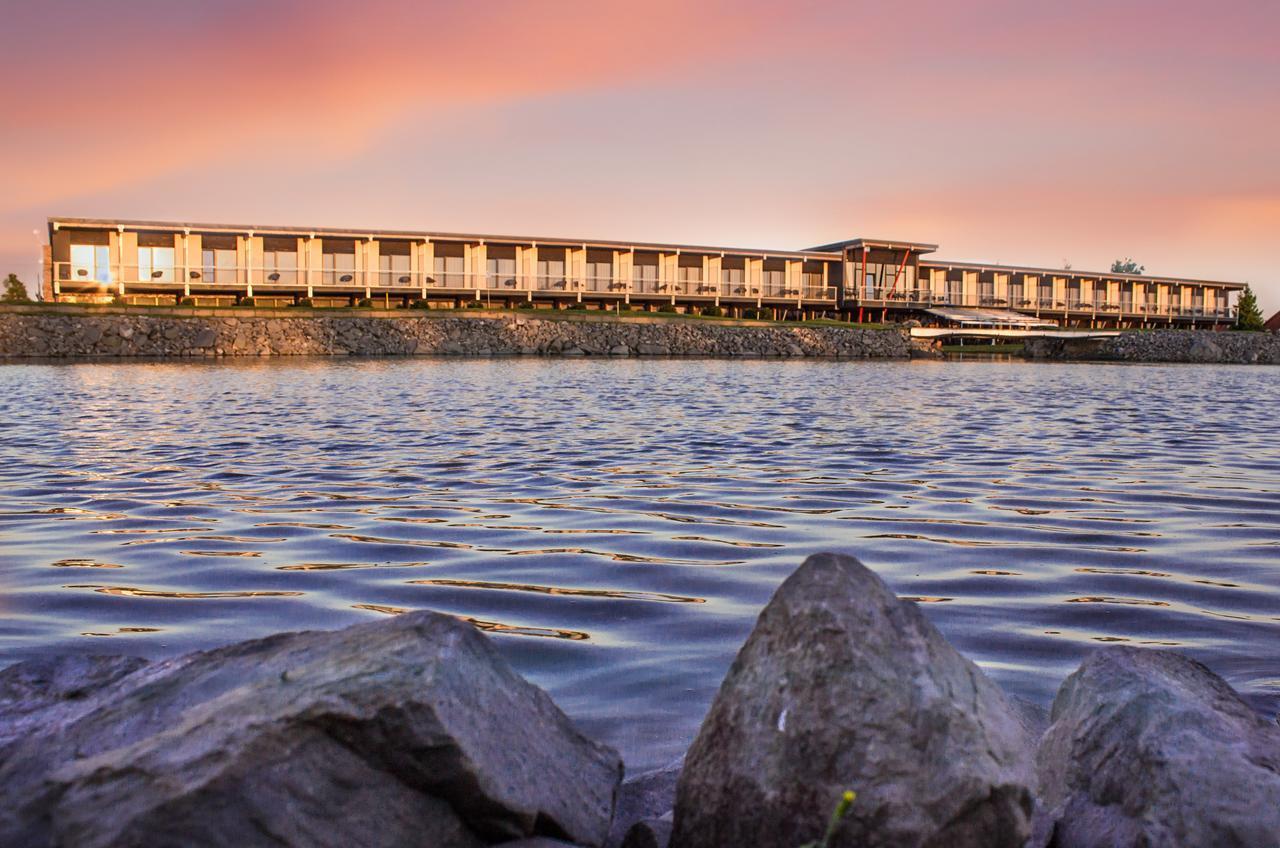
[45,218,1243,328]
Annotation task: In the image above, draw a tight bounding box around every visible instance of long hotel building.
[44,217,1244,328]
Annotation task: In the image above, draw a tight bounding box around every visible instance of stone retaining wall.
[1025,329,1280,365]
[0,307,908,359]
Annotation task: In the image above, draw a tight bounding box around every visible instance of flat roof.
[920,257,1245,290]
[805,237,939,253]
[48,217,842,262]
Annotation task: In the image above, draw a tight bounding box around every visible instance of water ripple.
[1,357,1278,771]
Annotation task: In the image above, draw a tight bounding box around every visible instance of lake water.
[1,358,1277,772]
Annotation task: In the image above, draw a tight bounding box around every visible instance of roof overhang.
[804,237,939,254]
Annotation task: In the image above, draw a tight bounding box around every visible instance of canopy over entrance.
[925,307,1058,329]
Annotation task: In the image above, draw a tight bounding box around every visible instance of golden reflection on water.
[1065,596,1171,607]
[81,626,164,637]
[409,578,706,604]
[51,558,124,569]
[351,603,590,640]
[276,561,430,571]
[64,584,303,599]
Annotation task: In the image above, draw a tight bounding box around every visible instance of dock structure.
[44,218,1244,329]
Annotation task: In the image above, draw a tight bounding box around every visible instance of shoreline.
[1,304,1274,364]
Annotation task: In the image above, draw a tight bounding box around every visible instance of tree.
[2,273,30,303]
[1111,258,1144,274]
[1236,284,1264,331]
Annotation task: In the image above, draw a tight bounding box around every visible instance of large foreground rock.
[1036,647,1280,847]
[0,611,621,848]
[670,553,1036,848]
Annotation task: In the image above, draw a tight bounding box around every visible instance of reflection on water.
[0,357,1278,771]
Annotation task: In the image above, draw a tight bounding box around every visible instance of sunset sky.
[3,0,1277,305]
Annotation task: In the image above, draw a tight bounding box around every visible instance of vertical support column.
[822,262,829,301]
[365,237,380,295]
[709,254,722,305]
[626,248,634,304]
[574,244,587,302]
[473,242,487,299]
[421,239,434,296]
[118,228,137,295]
[305,236,321,294]
[525,243,536,300]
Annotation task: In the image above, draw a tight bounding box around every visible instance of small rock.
[621,819,672,848]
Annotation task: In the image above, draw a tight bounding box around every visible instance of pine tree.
[1236,284,1264,331]
[2,273,30,303]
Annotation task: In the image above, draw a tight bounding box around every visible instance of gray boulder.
[0,654,148,749]
[1036,647,1280,847]
[670,553,1036,848]
[0,611,622,848]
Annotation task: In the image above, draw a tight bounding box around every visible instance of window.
[1167,286,1182,312]
[1145,287,1158,310]
[375,253,411,287]
[586,260,613,291]
[1093,284,1108,307]
[1119,283,1133,311]
[202,249,237,284]
[137,246,175,282]
[947,276,963,304]
[322,251,356,286]
[633,262,658,292]
[802,271,825,295]
[678,264,703,293]
[69,244,112,283]
[1191,287,1204,311]
[762,269,785,296]
[978,275,994,303]
[485,257,516,289]
[721,266,745,294]
[1008,279,1025,305]
[1037,279,1053,304]
[536,258,567,289]
[262,250,298,285]
[431,253,465,286]
[1067,280,1082,308]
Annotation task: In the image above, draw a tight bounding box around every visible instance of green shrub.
[238,296,256,307]
[290,297,313,308]
[355,298,373,308]
[658,303,679,313]
[178,296,195,307]
[701,305,723,317]
[743,308,760,319]
[465,300,484,309]
[566,302,587,311]
[516,301,537,309]
[408,299,431,309]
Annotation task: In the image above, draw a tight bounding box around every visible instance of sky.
[2,0,1278,307]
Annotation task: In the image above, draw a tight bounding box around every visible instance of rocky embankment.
[0,307,908,359]
[3,554,1277,847]
[1025,329,1280,364]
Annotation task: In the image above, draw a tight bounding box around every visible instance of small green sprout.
[798,789,856,848]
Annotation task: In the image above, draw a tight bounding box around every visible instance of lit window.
[485,257,516,288]
[263,250,298,285]
[138,247,175,282]
[380,254,411,286]
[322,252,356,285]
[70,244,112,283]
[202,249,238,284]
